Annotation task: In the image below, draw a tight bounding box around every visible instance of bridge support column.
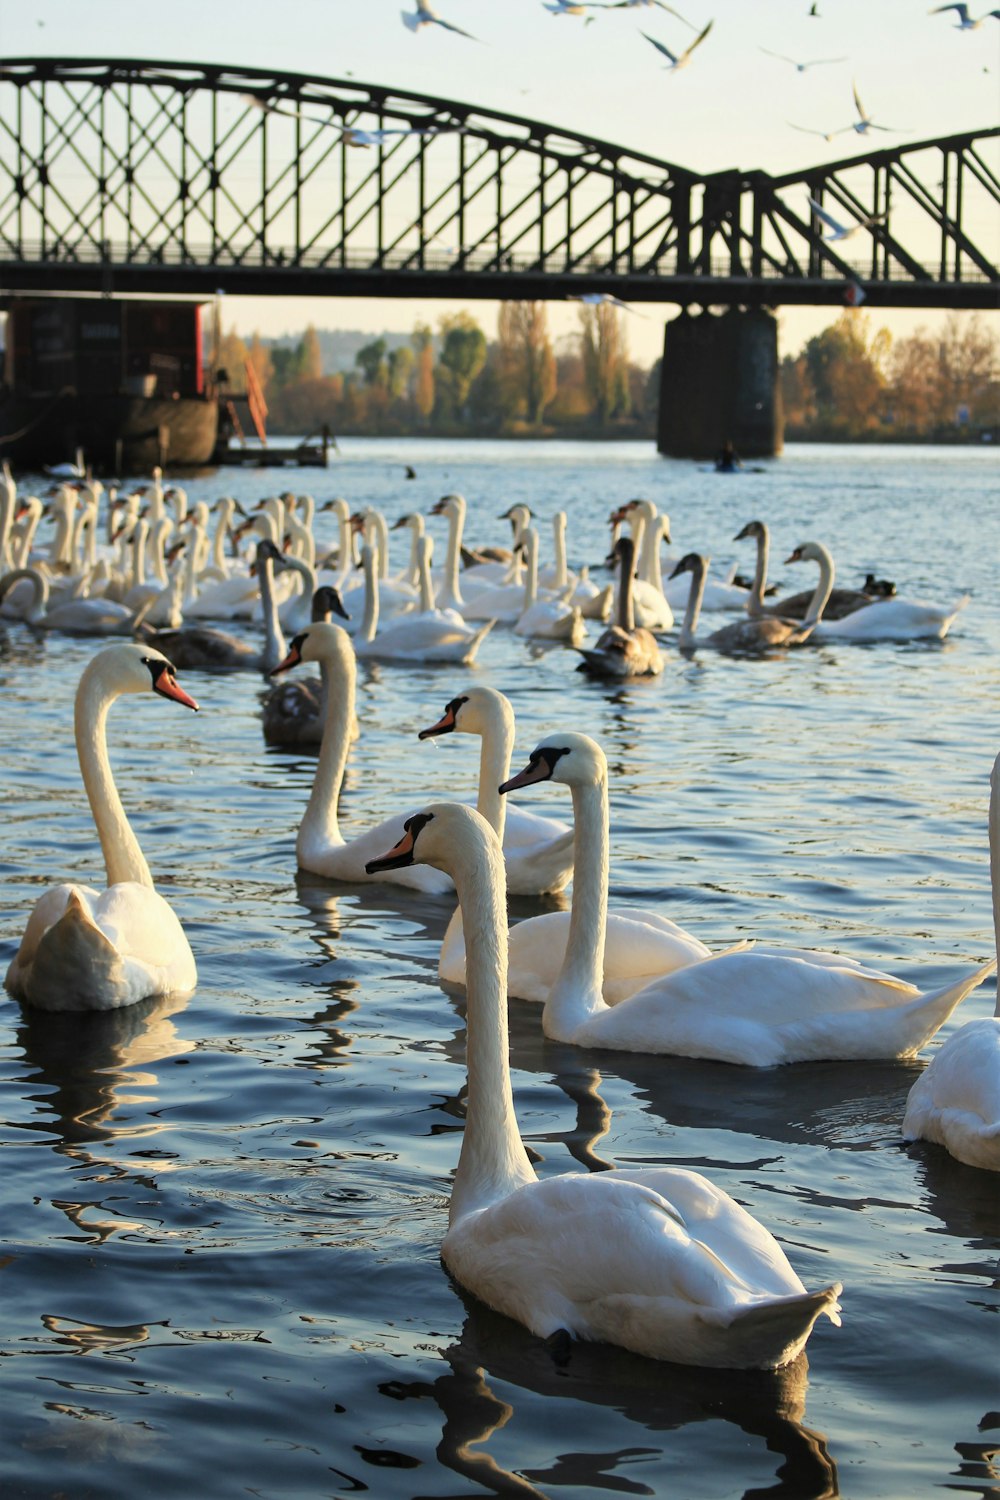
[657,307,783,459]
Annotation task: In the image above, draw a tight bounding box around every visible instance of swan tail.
[703,1283,843,1369]
[899,957,997,1055]
[20,890,130,1011]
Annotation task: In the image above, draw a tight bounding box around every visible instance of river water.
[1,440,998,1500]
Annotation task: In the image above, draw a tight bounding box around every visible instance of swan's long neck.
[473,701,513,844]
[75,657,153,888]
[803,546,835,626]
[616,551,635,631]
[406,516,425,588]
[301,640,355,851]
[990,757,1000,1019]
[417,537,435,613]
[359,545,379,643]
[747,527,770,618]
[257,553,287,672]
[1,567,48,622]
[552,513,568,589]
[448,819,536,1225]
[522,529,538,612]
[211,503,233,571]
[545,777,609,1036]
[372,512,390,580]
[678,560,706,648]
[0,472,15,572]
[442,502,465,608]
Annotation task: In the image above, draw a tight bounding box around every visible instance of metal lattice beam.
[0,58,996,309]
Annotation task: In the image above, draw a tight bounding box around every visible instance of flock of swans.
[2,463,996,1378]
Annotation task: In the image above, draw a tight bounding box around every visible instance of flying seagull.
[570,292,648,318]
[929,3,1000,26]
[808,197,887,241]
[600,0,694,19]
[760,47,847,71]
[402,0,479,38]
[542,0,600,17]
[640,18,714,69]
[794,82,907,141]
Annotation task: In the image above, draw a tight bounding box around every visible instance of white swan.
[0,567,148,635]
[418,686,575,896]
[514,526,585,644]
[613,501,674,630]
[364,802,842,1369]
[500,732,997,1064]
[670,553,815,654]
[903,751,1000,1170]
[436,725,711,999]
[577,535,663,676]
[269,623,453,894]
[354,541,494,665]
[786,541,969,642]
[4,645,199,1011]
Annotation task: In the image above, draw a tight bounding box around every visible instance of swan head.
[734,519,766,542]
[310,585,350,624]
[785,541,831,568]
[89,643,200,711]
[269,621,354,676]
[668,552,708,582]
[418,685,510,742]
[431,493,466,518]
[499,730,605,795]
[364,801,498,878]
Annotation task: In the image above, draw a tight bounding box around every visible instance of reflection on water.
[383,1294,838,1500]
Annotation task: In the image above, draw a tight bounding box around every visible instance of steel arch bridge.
[0,57,997,310]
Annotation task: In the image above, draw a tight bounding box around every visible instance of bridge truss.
[0,58,997,309]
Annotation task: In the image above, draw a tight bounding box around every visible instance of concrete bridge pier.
[657,307,783,460]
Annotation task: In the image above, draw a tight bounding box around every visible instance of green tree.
[437,312,487,415]
[387,344,414,400]
[803,311,889,435]
[356,337,389,388]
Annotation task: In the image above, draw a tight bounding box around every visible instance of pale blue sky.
[2,0,997,362]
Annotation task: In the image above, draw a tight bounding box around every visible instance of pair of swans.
[902,749,1000,1170]
[494,732,995,1064]
[365,802,842,1370]
[737,523,968,642]
[269,626,569,896]
[577,536,663,676]
[513,527,585,645]
[5,644,199,1011]
[354,539,494,665]
[669,553,815,654]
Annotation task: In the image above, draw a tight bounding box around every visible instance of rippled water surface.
[2,440,998,1500]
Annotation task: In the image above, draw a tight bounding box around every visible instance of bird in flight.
[640,18,714,68]
[242,98,457,147]
[808,197,887,242]
[929,3,1000,27]
[760,47,847,71]
[601,0,694,18]
[402,0,479,38]
[542,1,600,17]
[793,82,907,141]
[570,292,647,317]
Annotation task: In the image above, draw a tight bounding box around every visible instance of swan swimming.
[365,801,842,1369]
[5,644,199,1011]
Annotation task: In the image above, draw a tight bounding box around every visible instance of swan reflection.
[381,1293,838,1499]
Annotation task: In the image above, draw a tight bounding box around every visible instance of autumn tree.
[411,323,435,420]
[215,327,250,391]
[802,311,890,435]
[299,324,323,381]
[246,332,275,396]
[496,301,557,425]
[579,303,630,422]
